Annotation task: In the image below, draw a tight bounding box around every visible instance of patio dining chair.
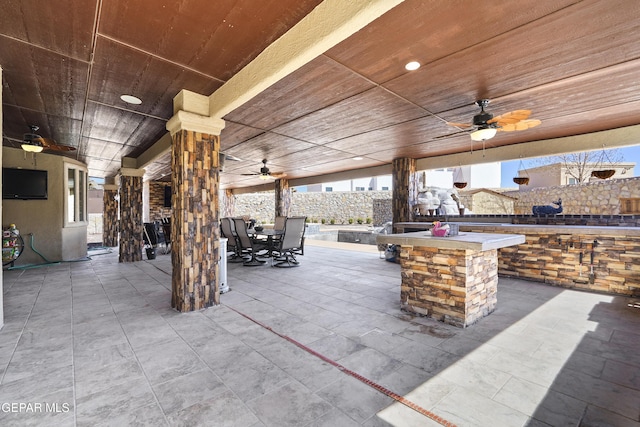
[272,216,306,267]
[161,221,171,254]
[221,217,245,263]
[233,217,269,266]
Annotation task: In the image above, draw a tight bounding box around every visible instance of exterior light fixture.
[120,94,142,105]
[353,156,363,161]
[470,127,497,141]
[21,142,44,153]
[405,61,420,71]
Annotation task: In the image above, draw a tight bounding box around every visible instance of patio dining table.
[249,228,284,257]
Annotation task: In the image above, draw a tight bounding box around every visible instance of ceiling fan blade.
[34,137,77,151]
[240,173,258,176]
[446,121,473,128]
[488,109,531,126]
[48,144,77,151]
[498,119,542,132]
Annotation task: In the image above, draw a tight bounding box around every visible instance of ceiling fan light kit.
[241,159,286,180]
[20,125,77,153]
[21,142,44,153]
[447,99,541,141]
[470,127,497,141]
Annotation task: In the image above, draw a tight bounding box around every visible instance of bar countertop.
[377,231,525,251]
[394,222,640,236]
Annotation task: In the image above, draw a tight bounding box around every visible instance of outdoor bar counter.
[377,231,525,327]
[394,221,640,298]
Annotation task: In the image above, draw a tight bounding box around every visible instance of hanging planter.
[591,145,616,180]
[513,157,530,186]
[453,166,467,189]
[513,176,530,185]
[591,169,615,179]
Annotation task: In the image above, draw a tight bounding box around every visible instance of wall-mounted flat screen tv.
[2,168,48,200]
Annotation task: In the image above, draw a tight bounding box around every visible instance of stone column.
[392,158,417,232]
[102,184,119,247]
[118,168,145,262]
[221,189,235,218]
[274,178,291,217]
[167,102,225,312]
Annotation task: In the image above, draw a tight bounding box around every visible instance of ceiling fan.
[241,159,287,180]
[447,99,541,141]
[21,125,77,153]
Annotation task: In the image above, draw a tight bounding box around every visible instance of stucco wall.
[508,176,640,215]
[2,147,88,265]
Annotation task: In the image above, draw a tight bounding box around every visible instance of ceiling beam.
[135,0,404,176]
[208,0,405,119]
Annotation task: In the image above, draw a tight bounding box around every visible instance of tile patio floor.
[1,241,639,426]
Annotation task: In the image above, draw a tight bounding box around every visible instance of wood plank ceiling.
[2,0,640,189]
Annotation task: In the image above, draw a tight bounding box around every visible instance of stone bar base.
[399,245,498,328]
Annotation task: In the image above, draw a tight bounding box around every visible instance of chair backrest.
[161,223,171,244]
[233,217,253,249]
[220,217,235,239]
[143,222,159,246]
[274,216,287,232]
[280,216,306,251]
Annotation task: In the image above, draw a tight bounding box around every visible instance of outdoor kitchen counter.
[393,222,640,298]
[377,231,525,328]
[376,230,525,251]
[394,221,640,236]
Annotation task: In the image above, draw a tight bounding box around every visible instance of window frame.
[64,163,88,228]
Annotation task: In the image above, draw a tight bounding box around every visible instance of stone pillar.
[392,158,417,232]
[118,168,145,262]
[167,101,225,312]
[102,184,119,247]
[274,178,291,217]
[221,189,235,218]
[399,246,498,328]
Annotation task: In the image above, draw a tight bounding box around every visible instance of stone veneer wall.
[149,181,171,220]
[232,191,393,225]
[460,224,640,297]
[399,246,498,327]
[508,176,640,215]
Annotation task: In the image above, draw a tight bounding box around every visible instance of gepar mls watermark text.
[1,402,70,413]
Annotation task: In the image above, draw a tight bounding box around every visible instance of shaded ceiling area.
[2,0,640,189]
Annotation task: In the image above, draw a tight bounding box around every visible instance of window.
[65,164,88,226]
[382,186,389,190]
[355,186,365,191]
[568,177,577,185]
[325,187,333,192]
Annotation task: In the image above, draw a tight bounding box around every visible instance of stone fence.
[507,176,640,215]
[147,176,640,225]
[233,191,393,225]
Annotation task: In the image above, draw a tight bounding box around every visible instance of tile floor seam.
[157,308,274,423]
[226,304,458,427]
[0,268,41,386]
[90,269,172,427]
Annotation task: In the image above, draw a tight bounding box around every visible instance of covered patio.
[1,242,638,426]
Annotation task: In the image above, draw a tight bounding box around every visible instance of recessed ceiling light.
[120,94,142,105]
[405,61,420,71]
[353,156,363,161]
